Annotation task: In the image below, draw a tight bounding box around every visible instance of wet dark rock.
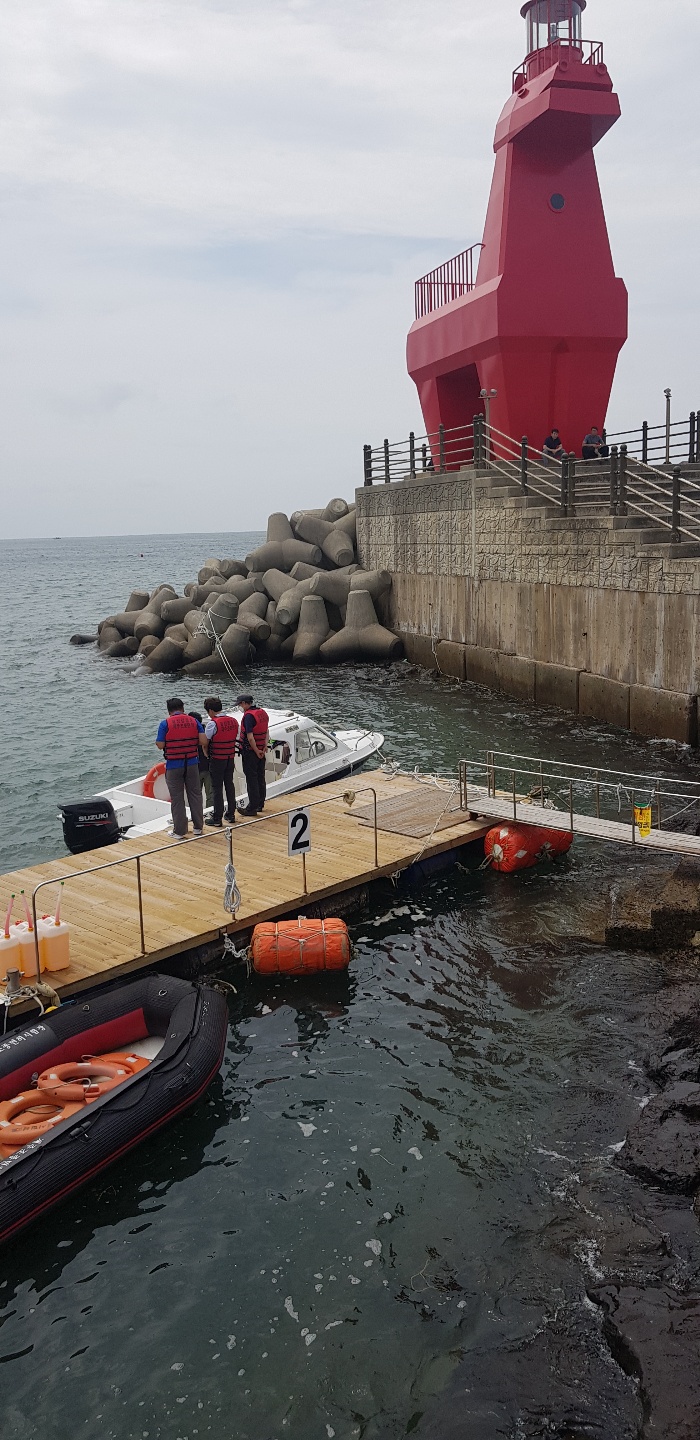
[645,983,700,1086]
[69,633,97,645]
[591,1283,700,1439]
[618,1083,700,1192]
[605,864,700,951]
[417,1292,641,1439]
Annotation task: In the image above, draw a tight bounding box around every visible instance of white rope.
[391,781,461,886]
[376,752,455,792]
[2,981,61,1034]
[196,610,244,687]
[223,859,241,916]
[220,851,249,964]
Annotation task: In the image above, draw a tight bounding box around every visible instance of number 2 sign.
[288,807,312,858]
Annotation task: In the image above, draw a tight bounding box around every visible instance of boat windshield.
[295,727,338,763]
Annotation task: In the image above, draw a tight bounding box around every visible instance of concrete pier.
[357,469,700,745]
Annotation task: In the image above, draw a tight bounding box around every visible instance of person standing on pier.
[202,697,238,827]
[156,697,205,840]
[189,710,212,808]
[237,694,269,817]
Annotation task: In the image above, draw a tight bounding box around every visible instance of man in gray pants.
[156,697,205,839]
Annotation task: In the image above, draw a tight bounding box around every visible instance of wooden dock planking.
[1,772,490,1002]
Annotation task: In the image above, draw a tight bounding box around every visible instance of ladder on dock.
[459,750,700,856]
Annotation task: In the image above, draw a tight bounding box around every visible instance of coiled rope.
[2,981,61,1036]
[196,607,243,688]
[221,842,249,964]
[223,858,241,916]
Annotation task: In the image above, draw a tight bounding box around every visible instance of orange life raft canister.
[251,918,351,975]
[484,824,573,873]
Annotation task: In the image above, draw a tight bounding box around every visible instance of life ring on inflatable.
[38,1060,132,1104]
[84,1051,150,1076]
[143,761,166,799]
[0,1092,84,1148]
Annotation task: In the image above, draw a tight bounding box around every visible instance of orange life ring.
[38,1060,132,1105]
[0,1092,84,1148]
[85,1050,150,1076]
[143,761,166,799]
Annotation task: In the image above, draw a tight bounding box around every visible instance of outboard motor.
[59,798,121,855]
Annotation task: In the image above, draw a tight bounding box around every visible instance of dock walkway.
[1,772,489,1001]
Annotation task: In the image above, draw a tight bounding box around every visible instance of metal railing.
[364,411,700,547]
[513,38,605,90]
[607,415,699,467]
[414,244,483,320]
[364,421,477,486]
[458,751,700,845]
[27,788,381,984]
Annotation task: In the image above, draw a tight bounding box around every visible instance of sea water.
[2,534,700,1438]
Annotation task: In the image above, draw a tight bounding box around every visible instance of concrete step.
[484,484,523,499]
[638,543,700,559]
[545,516,610,530]
[502,494,561,511]
[610,516,656,530]
[633,528,675,545]
[607,526,672,546]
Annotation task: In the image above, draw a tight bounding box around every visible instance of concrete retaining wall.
[403,632,697,744]
[359,475,700,745]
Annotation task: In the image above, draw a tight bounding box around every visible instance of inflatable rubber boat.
[0,974,227,1246]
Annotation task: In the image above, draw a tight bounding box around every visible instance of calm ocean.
[2,533,700,1438]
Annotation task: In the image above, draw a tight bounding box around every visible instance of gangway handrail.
[459,760,695,807]
[457,754,700,855]
[481,749,700,794]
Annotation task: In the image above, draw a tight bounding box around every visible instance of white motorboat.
[59,710,384,851]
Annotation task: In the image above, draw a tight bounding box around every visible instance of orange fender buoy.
[37,1060,132,1104]
[484,824,573,873]
[0,1092,85,1149]
[251,918,351,975]
[143,761,166,799]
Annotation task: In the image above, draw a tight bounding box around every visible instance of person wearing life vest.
[202,696,238,828]
[189,711,212,808]
[155,697,205,839]
[236,693,269,817]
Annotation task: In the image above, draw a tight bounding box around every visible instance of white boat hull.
[95,714,384,839]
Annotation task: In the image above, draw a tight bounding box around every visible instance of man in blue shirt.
[156,697,205,839]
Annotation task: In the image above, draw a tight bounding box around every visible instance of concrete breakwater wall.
[356,472,700,745]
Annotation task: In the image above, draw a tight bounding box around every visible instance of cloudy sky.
[2,0,698,536]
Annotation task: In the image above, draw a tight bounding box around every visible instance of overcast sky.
[2,0,698,537]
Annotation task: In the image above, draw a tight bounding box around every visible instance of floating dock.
[1,771,489,1003]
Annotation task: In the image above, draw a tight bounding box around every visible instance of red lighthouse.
[406,0,628,457]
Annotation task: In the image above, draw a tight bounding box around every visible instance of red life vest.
[164,712,200,764]
[209,713,239,761]
[242,708,269,755]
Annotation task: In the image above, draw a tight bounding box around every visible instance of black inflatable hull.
[0,974,227,1246]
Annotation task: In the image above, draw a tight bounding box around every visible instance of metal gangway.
[458,751,700,856]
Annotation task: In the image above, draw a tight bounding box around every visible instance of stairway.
[459,459,700,572]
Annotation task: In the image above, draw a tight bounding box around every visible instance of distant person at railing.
[542,429,565,464]
[582,426,610,461]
